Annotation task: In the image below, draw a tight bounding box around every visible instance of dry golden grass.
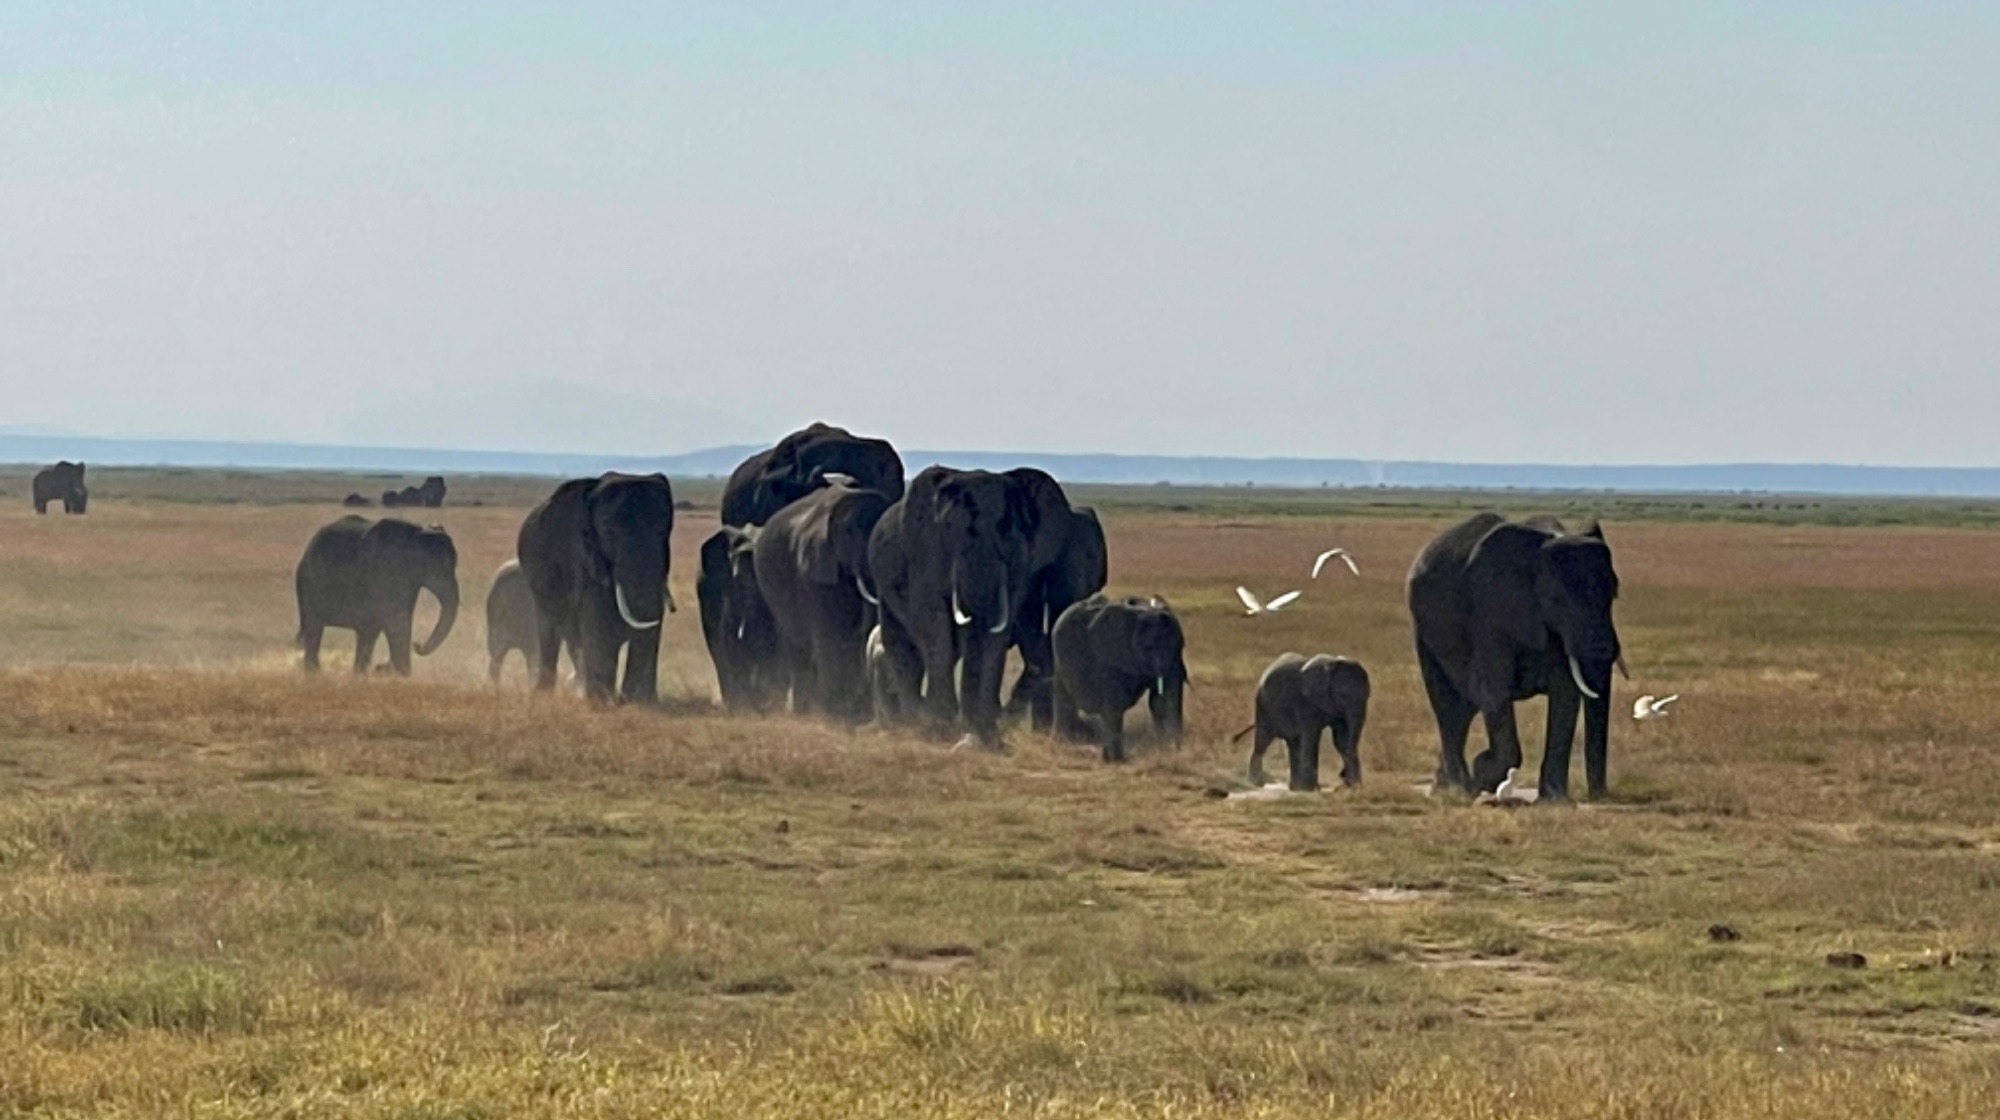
[3,476,2000,1116]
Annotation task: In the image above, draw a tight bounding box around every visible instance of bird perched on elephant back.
[696,525,784,712]
[1238,653,1370,790]
[295,516,460,674]
[1408,512,1626,801]
[721,422,905,527]
[32,461,87,515]
[517,473,676,704]
[752,478,893,722]
[867,466,1038,746]
[999,468,1109,730]
[1050,595,1186,763]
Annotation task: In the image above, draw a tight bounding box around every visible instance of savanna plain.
[3,467,2000,1118]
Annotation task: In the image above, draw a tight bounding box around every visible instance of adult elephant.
[417,476,447,508]
[518,473,676,704]
[1050,595,1185,763]
[32,461,88,515]
[485,559,578,683]
[696,525,785,711]
[721,422,904,527]
[1000,468,1108,729]
[1408,512,1626,801]
[295,516,460,674]
[752,479,893,721]
[868,466,1037,746]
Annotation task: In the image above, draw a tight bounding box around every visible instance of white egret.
[1632,694,1679,720]
[1235,587,1302,616]
[1311,548,1360,578]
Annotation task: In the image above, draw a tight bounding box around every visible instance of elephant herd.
[289,421,1631,802]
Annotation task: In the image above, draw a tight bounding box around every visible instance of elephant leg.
[1540,679,1583,803]
[1248,724,1275,786]
[1473,704,1524,794]
[352,629,379,675]
[914,617,961,738]
[300,623,324,673]
[577,611,620,703]
[1333,719,1363,787]
[621,627,661,705]
[1289,729,1322,792]
[876,619,923,727]
[1098,709,1126,763]
[385,618,414,676]
[1582,693,1611,801]
[1051,676,1086,742]
[1418,645,1477,792]
[532,615,564,692]
[960,632,1010,747]
[1007,624,1055,730]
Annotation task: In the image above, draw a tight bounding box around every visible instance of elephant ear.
[1577,518,1605,541]
[578,481,617,586]
[1464,521,1554,649]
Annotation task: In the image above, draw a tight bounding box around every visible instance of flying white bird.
[1311,548,1360,579]
[1235,587,1302,616]
[1632,694,1679,721]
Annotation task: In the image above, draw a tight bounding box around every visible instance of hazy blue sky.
[3,4,1996,463]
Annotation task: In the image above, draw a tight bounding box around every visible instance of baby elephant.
[1236,653,1371,790]
[1051,595,1186,763]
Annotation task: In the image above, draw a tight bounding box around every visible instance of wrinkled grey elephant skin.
[722,422,904,527]
[1408,512,1624,801]
[751,480,892,722]
[33,461,87,515]
[1051,595,1186,763]
[295,515,460,675]
[1241,653,1371,790]
[867,466,1038,746]
[697,525,785,712]
[518,473,675,704]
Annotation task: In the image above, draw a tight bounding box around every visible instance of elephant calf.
[295,516,460,674]
[1051,595,1186,763]
[1237,653,1371,790]
[486,559,577,683]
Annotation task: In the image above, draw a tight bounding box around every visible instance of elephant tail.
[1230,723,1255,744]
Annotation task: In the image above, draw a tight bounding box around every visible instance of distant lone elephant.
[1050,595,1186,763]
[722,423,905,527]
[342,492,373,507]
[295,516,461,674]
[485,559,577,683]
[1408,512,1626,800]
[517,473,676,704]
[417,476,447,508]
[1237,653,1371,790]
[32,461,87,515]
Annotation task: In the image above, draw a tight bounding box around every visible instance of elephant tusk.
[1615,654,1630,680]
[988,581,1010,635]
[1568,655,1601,701]
[616,583,662,630]
[855,576,879,606]
[1156,676,1166,695]
[952,591,972,628]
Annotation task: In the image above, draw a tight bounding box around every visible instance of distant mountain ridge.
[3,433,1998,498]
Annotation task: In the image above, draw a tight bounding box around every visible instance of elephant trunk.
[416,574,459,656]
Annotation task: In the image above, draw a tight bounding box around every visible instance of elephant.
[867,466,1039,746]
[417,476,447,508]
[32,461,87,515]
[721,422,905,527]
[382,486,417,507]
[485,559,579,683]
[342,492,373,507]
[295,516,460,674]
[999,468,1109,730]
[696,525,785,711]
[517,473,676,704]
[1408,512,1626,801]
[1049,595,1186,763]
[1236,653,1371,790]
[751,479,893,721]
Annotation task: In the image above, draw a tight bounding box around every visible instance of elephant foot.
[1248,767,1270,788]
